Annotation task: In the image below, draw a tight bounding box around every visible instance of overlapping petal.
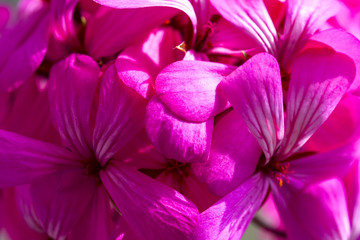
[279,48,356,159]
[193,110,262,196]
[100,162,199,240]
[156,60,235,122]
[49,54,100,159]
[194,173,268,240]
[93,64,147,166]
[30,169,97,239]
[0,4,50,91]
[145,96,213,163]
[68,186,115,240]
[0,130,81,188]
[289,139,360,185]
[85,6,179,59]
[308,29,360,93]
[279,0,341,69]
[221,53,284,162]
[93,0,197,35]
[272,178,351,240]
[210,0,278,55]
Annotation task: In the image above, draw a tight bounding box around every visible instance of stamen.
[271,162,294,187]
[165,159,191,177]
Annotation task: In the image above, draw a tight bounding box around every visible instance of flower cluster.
[0,0,360,239]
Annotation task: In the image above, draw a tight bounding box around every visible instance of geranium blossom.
[1,0,360,239]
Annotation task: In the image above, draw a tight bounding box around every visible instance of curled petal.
[145,96,213,163]
[156,60,235,122]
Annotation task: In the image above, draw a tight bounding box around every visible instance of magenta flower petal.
[220,53,284,162]
[68,186,114,240]
[100,163,198,240]
[280,0,341,68]
[0,5,10,31]
[93,64,146,166]
[279,48,356,159]
[85,7,179,59]
[49,54,100,159]
[115,27,183,99]
[93,0,197,34]
[0,130,81,188]
[343,160,360,238]
[145,96,213,163]
[156,60,235,122]
[303,93,360,153]
[0,4,50,91]
[309,29,360,93]
[272,178,351,240]
[50,0,78,44]
[193,110,262,196]
[1,187,48,240]
[289,139,360,185]
[30,169,97,239]
[195,173,268,240]
[210,0,277,55]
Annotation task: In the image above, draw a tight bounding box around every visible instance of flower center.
[258,154,294,187]
[83,157,103,186]
[165,159,191,177]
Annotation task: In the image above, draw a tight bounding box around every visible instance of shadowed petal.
[92,0,197,35]
[210,0,277,55]
[0,130,81,188]
[68,186,115,240]
[279,48,356,159]
[279,0,341,69]
[156,60,235,122]
[101,162,199,240]
[0,3,50,91]
[308,29,360,93]
[343,160,360,239]
[145,96,213,163]
[220,53,284,162]
[271,178,351,240]
[93,64,146,166]
[193,110,262,196]
[30,169,97,239]
[194,173,268,240]
[85,7,180,59]
[289,139,360,185]
[49,54,100,159]
[0,5,10,31]
[115,27,183,100]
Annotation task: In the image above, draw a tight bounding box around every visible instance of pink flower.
[194,51,360,239]
[0,54,198,239]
